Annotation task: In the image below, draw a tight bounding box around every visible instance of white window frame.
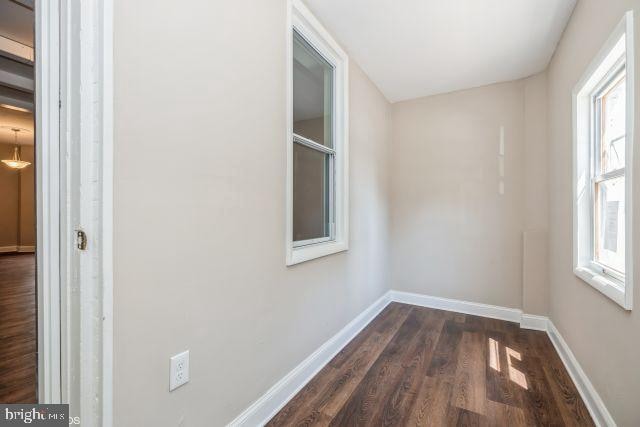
[573,11,634,310]
[286,0,349,266]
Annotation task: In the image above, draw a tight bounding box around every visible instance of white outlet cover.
[170,350,190,391]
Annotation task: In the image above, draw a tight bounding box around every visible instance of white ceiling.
[305,0,576,102]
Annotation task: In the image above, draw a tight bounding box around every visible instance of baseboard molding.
[229,290,614,427]
[390,290,522,323]
[547,321,615,427]
[0,245,35,253]
[227,291,392,426]
[520,314,549,331]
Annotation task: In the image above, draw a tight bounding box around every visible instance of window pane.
[293,31,333,147]
[293,142,331,242]
[600,73,626,173]
[595,176,625,273]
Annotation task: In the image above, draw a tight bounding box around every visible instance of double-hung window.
[286,0,349,265]
[592,67,626,278]
[573,11,634,309]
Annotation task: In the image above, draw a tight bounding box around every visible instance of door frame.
[35,1,113,425]
[35,0,61,405]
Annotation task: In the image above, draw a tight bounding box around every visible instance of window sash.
[592,65,626,175]
[592,174,625,274]
[293,133,335,155]
[292,133,336,245]
[291,26,336,246]
[291,28,336,246]
[588,260,625,283]
[590,66,627,280]
[593,167,625,183]
[293,29,335,149]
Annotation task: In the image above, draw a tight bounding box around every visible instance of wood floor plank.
[452,331,486,415]
[485,330,521,408]
[518,355,564,426]
[267,305,595,427]
[460,314,486,333]
[542,362,595,426]
[0,334,36,361]
[406,376,453,426]
[376,309,443,425]
[446,406,483,426]
[266,304,412,426]
[0,253,37,404]
[328,303,412,370]
[426,320,463,378]
[319,333,394,418]
[483,400,526,427]
[328,308,424,426]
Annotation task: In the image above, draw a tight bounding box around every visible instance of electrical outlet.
[170,350,190,391]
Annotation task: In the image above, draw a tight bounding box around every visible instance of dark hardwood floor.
[0,253,37,403]
[267,303,594,426]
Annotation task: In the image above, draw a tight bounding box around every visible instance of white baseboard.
[228,290,614,427]
[390,290,522,323]
[227,291,392,426]
[520,314,549,331]
[0,245,18,253]
[547,321,615,427]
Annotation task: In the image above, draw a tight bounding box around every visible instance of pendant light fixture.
[1,128,30,170]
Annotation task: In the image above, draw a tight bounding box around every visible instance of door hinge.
[76,230,87,250]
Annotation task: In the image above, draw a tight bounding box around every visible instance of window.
[286,0,349,265]
[593,69,626,277]
[573,11,634,309]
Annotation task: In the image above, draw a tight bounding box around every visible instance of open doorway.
[0,0,36,404]
[0,0,112,419]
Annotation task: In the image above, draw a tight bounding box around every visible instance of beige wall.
[390,74,549,314]
[19,146,35,247]
[111,0,640,425]
[547,1,640,425]
[0,144,34,249]
[0,144,19,247]
[391,80,533,309]
[522,73,549,315]
[113,1,392,425]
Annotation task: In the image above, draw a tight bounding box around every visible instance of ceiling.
[0,0,34,47]
[305,0,576,102]
[0,105,33,146]
[0,0,34,113]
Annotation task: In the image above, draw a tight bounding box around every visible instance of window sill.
[574,266,631,310]
[287,240,348,266]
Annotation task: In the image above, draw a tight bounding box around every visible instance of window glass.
[293,143,331,242]
[599,73,626,173]
[595,176,625,273]
[293,31,333,148]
